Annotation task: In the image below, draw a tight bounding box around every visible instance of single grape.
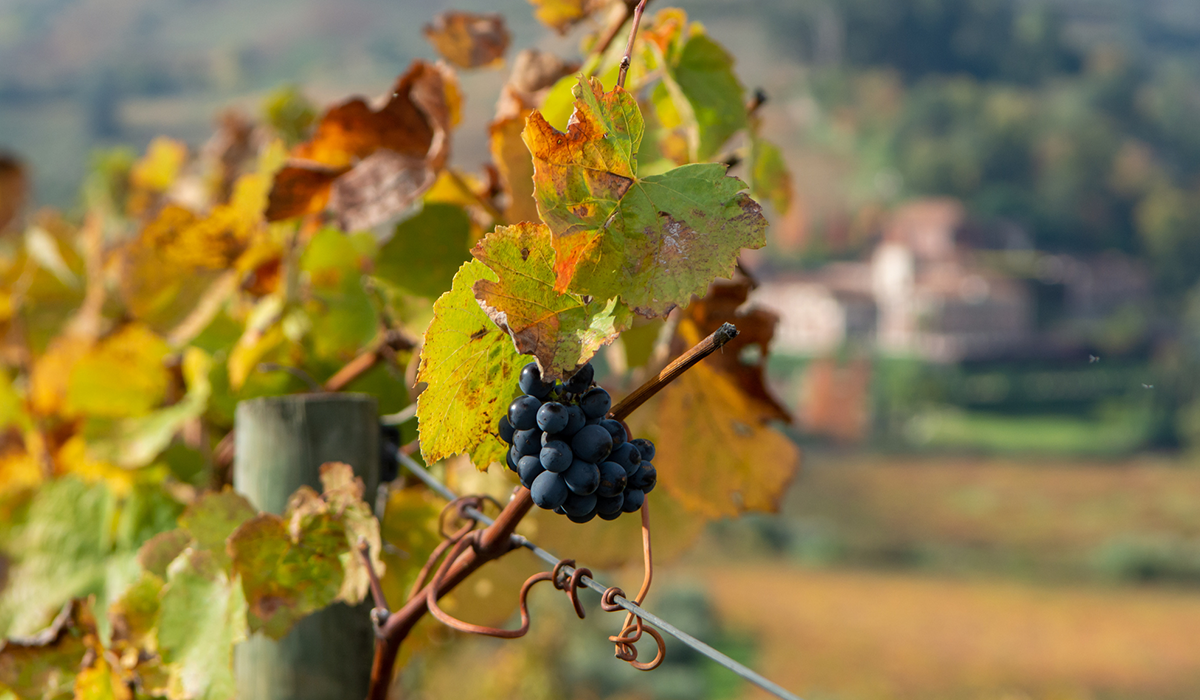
[513,428,543,456]
[563,459,600,495]
[567,510,598,523]
[508,395,541,431]
[563,363,594,394]
[596,492,624,516]
[629,463,656,493]
[580,387,611,418]
[570,424,613,463]
[506,447,519,472]
[630,438,655,462]
[598,510,622,521]
[519,362,555,399]
[621,488,645,513]
[609,442,641,475]
[599,419,626,446]
[539,440,573,473]
[562,491,598,517]
[536,402,569,433]
[498,415,515,445]
[562,404,587,436]
[596,461,628,498]
[530,471,569,509]
[517,455,544,488]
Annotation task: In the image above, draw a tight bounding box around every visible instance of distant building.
[753,198,1149,363]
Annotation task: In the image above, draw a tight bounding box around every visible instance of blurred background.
[3,0,1200,699]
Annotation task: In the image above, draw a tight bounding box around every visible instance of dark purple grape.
[621,488,645,512]
[596,461,627,498]
[609,442,641,475]
[519,362,555,399]
[517,456,544,488]
[599,419,626,446]
[498,415,515,444]
[567,510,598,523]
[562,405,586,436]
[630,438,655,462]
[598,510,622,521]
[536,402,569,433]
[506,448,519,472]
[563,459,600,495]
[513,428,542,456]
[629,463,656,493]
[597,493,624,515]
[562,491,598,517]
[530,471,569,509]
[571,424,613,463]
[508,395,541,430]
[539,440,573,473]
[563,363,594,394]
[580,387,611,418]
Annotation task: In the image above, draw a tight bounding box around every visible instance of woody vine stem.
[362,321,739,700]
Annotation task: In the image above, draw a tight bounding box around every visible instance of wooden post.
[233,394,380,700]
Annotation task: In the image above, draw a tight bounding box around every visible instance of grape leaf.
[652,358,799,518]
[526,0,591,34]
[375,204,473,299]
[227,463,382,639]
[472,222,633,380]
[177,489,257,570]
[156,550,246,700]
[267,62,459,231]
[108,571,163,654]
[66,325,170,418]
[137,530,192,579]
[0,599,96,700]
[524,76,767,316]
[0,154,26,232]
[300,229,378,359]
[423,11,510,69]
[416,261,524,469]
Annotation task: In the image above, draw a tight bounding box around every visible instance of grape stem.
[610,322,739,421]
[616,0,649,90]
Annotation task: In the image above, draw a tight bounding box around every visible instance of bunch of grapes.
[499,361,657,523]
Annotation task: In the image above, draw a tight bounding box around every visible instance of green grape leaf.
[177,490,258,570]
[63,324,172,419]
[301,229,379,360]
[137,529,191,579]
[375,204,473,299]
[157,550,246,700]
[226,512,344,640]
[472,222,633,380]
[416,261,525,469]
[655,29,747,162]
[747,134,793,215]
[108,571,164,654]
[227,463,382,639]
[524,76,766,316]
[0,599,96,700]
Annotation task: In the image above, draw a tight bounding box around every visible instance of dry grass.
[691,564,1200,700]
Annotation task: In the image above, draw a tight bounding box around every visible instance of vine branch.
[616,0,649,90]
[610,322,739,420]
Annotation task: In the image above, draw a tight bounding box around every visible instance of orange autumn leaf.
[423,11,511,69]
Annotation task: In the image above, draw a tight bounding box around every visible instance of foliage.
[0,1,798,697]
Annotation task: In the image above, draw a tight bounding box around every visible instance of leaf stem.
[616,0,650,90]
[610,322,739,421]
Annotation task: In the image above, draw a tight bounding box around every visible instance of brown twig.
[591,0,642,60]
[610,322,739,420]
[616,0,649,90]
[358,539,390,613]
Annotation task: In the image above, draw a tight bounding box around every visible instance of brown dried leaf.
[0,154,26,232]
[267,61,459,230]
[681,278,791,422]
[423,11,511,69]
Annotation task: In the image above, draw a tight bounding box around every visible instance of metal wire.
[394,450,804,700]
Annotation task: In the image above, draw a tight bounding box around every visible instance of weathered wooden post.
[233,394,380,700]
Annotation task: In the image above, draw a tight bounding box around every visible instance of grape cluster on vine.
[499,362,657,522]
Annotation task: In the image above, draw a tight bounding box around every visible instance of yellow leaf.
[65,324,172,418]
[129,137,187,193]
[29,335,90,417]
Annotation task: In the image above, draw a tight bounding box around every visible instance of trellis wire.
[394,450,804,700]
